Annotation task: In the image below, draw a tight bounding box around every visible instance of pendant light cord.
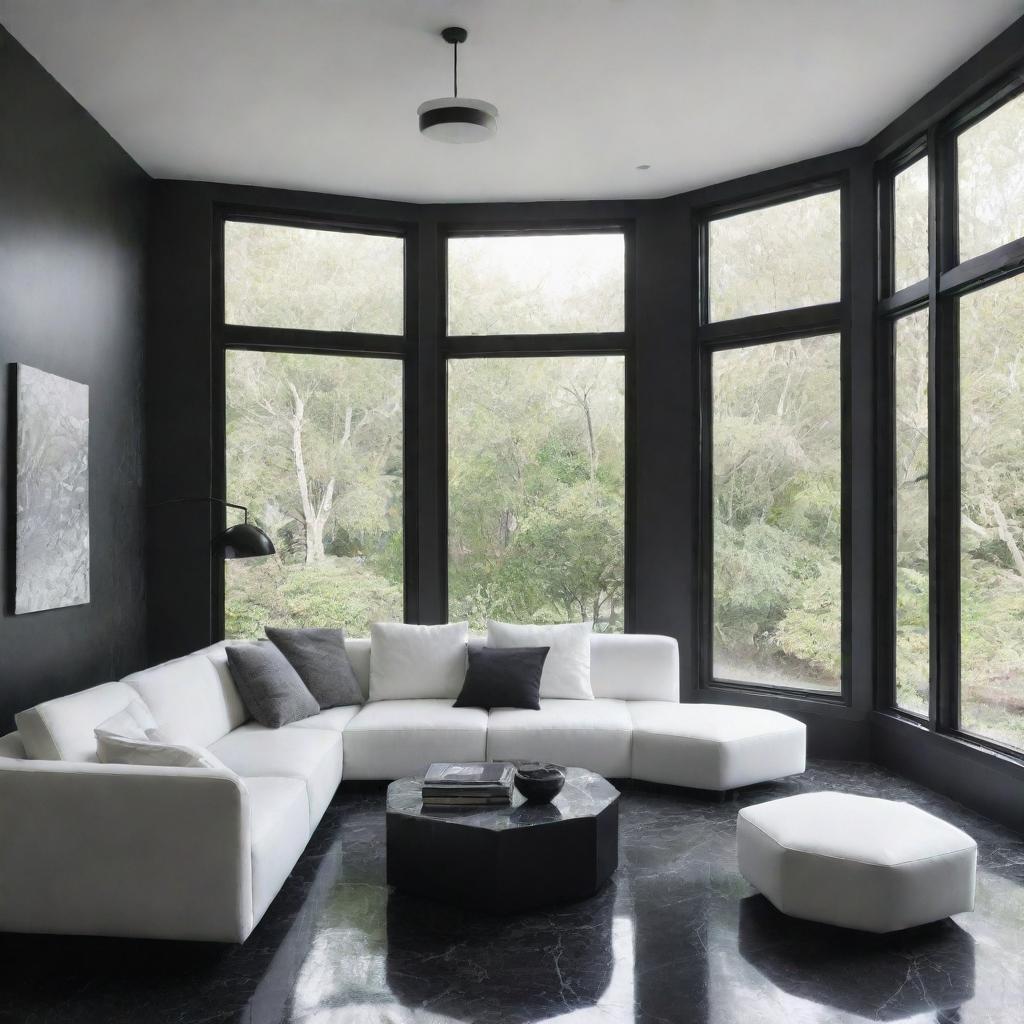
[453,41,459,98]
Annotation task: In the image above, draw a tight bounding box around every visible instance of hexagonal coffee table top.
[387,766,619,830]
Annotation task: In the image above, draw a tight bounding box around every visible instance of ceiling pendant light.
[418,27,497,143]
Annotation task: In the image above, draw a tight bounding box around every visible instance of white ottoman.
[737,792,977,932]
[628,703,806,791]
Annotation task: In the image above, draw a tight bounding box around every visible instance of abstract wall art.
[14,363,90,613]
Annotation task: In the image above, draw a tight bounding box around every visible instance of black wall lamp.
[149,497,275,559]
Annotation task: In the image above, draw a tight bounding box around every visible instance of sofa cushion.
[15,682,139,762]
[590,633,679,702]
[629,702,805,791]
[123,646,247,748]
[246,776,312,922]
[487,621,593,700]
[341,700,487,780]
[285,706,362,733]
[209,723,343,829]
[369,622,469,701]
[486,699,632,777]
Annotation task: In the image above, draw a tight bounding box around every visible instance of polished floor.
[1,760,1021,1024]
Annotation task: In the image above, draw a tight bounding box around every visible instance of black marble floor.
[1,761,1021,1024]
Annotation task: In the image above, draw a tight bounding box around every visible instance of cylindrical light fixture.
[418,27,498,143]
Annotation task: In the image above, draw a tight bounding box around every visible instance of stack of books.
[422,762,515,806]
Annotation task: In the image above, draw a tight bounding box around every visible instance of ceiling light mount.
[418,26,497,144]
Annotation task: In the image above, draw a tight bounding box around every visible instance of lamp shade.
[418,97,498,143]
[213,522,276,559]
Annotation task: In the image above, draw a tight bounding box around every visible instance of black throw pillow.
[453,646,550,710]
[265,626,363,709]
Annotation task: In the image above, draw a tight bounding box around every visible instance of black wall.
[0,27,149,730]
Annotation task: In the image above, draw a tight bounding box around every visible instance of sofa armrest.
[0,759,254,942]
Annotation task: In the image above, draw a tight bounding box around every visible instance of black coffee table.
[386,767,619,914]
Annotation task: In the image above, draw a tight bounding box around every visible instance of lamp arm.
[148,496,249,524]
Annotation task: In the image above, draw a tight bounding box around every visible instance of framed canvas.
[14,363,90,613]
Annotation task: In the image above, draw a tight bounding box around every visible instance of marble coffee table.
[386,767,619,914]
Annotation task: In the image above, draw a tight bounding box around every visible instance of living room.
[0,2,1022,1022]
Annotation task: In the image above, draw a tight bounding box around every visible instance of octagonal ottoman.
[737,792,977,932]
[628,703,806,791]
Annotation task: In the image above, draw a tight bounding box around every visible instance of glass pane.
[448,356,625,630]
[894,310,930,716]
[707,191,841,321]
[225,350,403,638]
[447,234,625,335]
[959,274,1024,750]
[893,157,929,291]
[712,335,842,691]
[958,91,1024,262]
[224,221,404,334]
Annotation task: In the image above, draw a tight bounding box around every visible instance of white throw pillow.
[95,698,158,741]
[95,703,231,771]
[486,621,594,700]
[95,730,232,771]
[369,621,469,701]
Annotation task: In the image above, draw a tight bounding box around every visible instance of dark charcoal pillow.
[265,627,363,709]
[226,643,320,728]
[454,646,550,710]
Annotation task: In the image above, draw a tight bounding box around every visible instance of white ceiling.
[2,0,1022,203]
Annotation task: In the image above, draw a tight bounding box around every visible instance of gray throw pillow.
[225,643,320,728]
[265,627,363,709]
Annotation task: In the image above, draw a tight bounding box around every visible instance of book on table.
[422,762,515,805]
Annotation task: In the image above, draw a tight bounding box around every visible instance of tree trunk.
[287,380,335,564]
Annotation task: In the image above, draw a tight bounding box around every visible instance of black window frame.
[876,69,1024,760]
[440,219,637,631]
[211,203,417,639]
[697,175,852,707]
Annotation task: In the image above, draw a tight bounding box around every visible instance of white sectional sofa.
[0,633,805,942]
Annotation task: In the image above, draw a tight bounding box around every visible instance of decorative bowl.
[513,763,567,803]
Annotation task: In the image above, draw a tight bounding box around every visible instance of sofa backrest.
[344,632,679,703]
[14,681,140,762]
[121,643,248,748]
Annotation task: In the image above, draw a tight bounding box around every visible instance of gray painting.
[15,364,90,613]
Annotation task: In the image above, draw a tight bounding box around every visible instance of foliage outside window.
[224,350,403,639]
[893,157,929,291]
[959,274,1024,750]
[448,356,625,632]
[224,221,404,334]
[712,335,842,691]
[447,234,625,335]
[707,191,841,322]
[894,310,930,716]
[957,91,1024,263]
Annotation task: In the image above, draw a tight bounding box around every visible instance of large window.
[893,310,930,716]
[959,275,1024,750]
[224,221,404,334]
[880,80,1024,757]
[224,350,404,638]
[957,90,1024,263]
[448,356,625,631]
[447,233,625,335]
[707,190,841,321]
[711,335,842,691]
[445,230,628,630]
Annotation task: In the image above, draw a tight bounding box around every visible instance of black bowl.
[514,763,567,803]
